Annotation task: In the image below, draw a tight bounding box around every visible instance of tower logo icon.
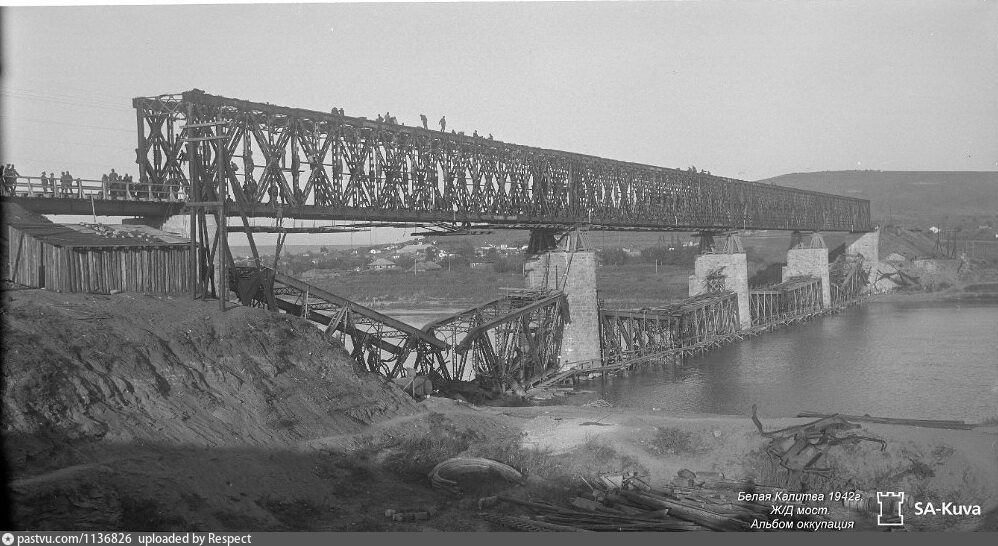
[877,491,905,526]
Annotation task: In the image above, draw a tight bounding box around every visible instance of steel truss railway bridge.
[2,89,877,394]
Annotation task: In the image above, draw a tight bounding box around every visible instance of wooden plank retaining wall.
[6,225,192,293]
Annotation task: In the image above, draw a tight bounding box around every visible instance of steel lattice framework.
[829,256,870,306]
[133,90,872,232]
[229,266,447,377]
[599,291,741,364]
[422,288,569,392]
[749,277,824,327]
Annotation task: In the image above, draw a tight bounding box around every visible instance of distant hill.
[757,171,998,229]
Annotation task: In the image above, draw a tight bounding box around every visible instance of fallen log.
[569,496,625,514]
[498,495,676,524]
[618,490,750,531]
[479,513,590,532]
[751,404,859,437]
[537,516,702,532]
[797,411,974,430]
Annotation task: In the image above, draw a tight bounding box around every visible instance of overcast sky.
[2,0,996,244]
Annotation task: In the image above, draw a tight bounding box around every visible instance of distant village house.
[367,257,398,272]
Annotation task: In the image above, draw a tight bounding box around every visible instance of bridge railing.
[5,175,187,202]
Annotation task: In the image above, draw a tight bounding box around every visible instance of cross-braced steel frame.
[229,266,447,378]
[829,256,869,306]
[599,290,741,364]
[422,288,569,393]
[749,276,824,327]
[133,90,872,232]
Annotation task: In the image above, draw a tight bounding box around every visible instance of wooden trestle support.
[422,288,569,393]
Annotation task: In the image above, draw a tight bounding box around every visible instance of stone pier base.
[846,229,880,270]
[783,234,831,308]
[524,250,601,366]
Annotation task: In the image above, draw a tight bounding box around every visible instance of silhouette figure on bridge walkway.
[2,164,18,196]
[39,172,51,196]
[439,116,446,132]
[59,171,73,197]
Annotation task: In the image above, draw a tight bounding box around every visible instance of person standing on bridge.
[108,169,120,198]
[243,173,257,201]
[122,173,133,198]
[2,164,18,195]
[39,172,51,196]
[420,114,428,130]
[439,116,446,132]
[60,171,73,197]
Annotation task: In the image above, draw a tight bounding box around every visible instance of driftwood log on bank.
[796,411,975,430]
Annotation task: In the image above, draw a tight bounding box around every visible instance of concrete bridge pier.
[121,214,193,239]
[688,232,751,330]
[783,232,831,308]
[846,229,880,269]
[524,229,601,367]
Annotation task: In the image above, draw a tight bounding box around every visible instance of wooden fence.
[7,225,193,293]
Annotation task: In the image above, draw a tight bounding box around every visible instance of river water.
[573,299,998,422]
[390,299,998,422]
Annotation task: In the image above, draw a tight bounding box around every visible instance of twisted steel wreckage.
[33,89,872,393]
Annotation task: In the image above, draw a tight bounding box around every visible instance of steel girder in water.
[422,289,569,392]
[600,291,741,364]
[830,256,870,306]
[749,276,824,326]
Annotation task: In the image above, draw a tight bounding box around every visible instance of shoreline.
[363,286,998,314]
[868,290,998,303]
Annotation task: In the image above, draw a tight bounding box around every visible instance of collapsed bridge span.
[423,288,569,393]
[229,266,447,378]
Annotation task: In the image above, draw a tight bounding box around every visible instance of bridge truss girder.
[600,290,741,364]
[749,276,824,327]
[133,90,872,233]
[829,256,870,306]
[423,289,569,392]
[230,266,447,378]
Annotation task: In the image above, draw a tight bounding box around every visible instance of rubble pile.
[81,223,162,244]
[751,404,886,491]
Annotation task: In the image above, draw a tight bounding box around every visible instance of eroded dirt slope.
[1,289,419,529]
[3,290,415,448]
